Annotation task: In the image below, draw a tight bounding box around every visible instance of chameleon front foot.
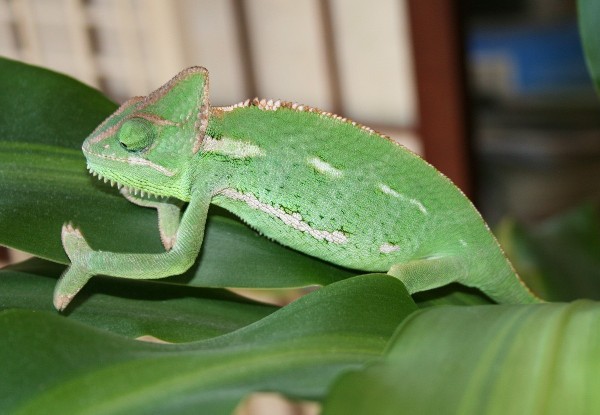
[54,223,94,311]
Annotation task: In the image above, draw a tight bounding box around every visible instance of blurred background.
[1,0,599,412]
[1,0,598,223]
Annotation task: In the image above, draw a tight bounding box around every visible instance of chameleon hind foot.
[53,223,94,311]
[387,255,465,295]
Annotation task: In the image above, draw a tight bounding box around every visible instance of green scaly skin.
[54,67,542,310]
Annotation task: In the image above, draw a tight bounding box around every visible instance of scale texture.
[53,67,541,310]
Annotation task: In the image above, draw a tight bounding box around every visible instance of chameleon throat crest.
[87,166,165,199]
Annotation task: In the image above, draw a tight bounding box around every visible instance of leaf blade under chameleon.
[1,274,417,414]
[579,0,600,95]
[497,204,600,301]
[323,301,600,415]
[0,257,277,342]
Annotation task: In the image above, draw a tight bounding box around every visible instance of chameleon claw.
[61,222,86,248]
[53,293,74,312]
[53,264,93,311]
[161,234,177,251]
[57,223,94,311]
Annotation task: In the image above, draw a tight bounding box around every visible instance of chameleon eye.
[118,118,156,152]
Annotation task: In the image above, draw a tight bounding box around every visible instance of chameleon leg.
[387,255,467,295]
[53,190,212,311]
[121,188,182,250]
[388,255,542,304]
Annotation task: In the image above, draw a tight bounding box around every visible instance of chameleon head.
[81,66,210,201]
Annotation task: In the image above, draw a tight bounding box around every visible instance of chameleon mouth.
[87,166,165,199]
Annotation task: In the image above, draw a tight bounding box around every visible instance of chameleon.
[53,66,542,311]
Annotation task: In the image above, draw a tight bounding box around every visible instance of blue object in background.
[469,21,593,97]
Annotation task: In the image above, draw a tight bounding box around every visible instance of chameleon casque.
[54,66,542,310]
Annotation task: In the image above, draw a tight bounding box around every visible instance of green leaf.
[323,301,600,415]
[578,0,600,95]
[0,258,277,342]
[497,205,600,301]
[1,274,417,414]
[0,56,355,288]
[0,57,116,149]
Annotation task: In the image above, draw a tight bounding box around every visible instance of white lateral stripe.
[202,136,264,158]
[308,157,342,178]
[410,199,427,215]
[380,243,401,254]
[379,183,400,198]
[378,183,427,214]
[220,188,348,244]
[83,148,176,177]
[126,157,175,176]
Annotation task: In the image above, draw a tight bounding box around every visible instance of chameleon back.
[202,101,535,303]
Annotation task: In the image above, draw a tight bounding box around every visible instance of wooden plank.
[65,0,99,87]
[178,0,247,105]
[407,0,473,197]
[10,0,43,64]
[329,0,416,126]
[86,0,129,99]
[0,247,9,267]
[136,0,186,88]
[317,0,343,115]
[242,0,332,109]
[0,0,19,59]
[113,0,150,97]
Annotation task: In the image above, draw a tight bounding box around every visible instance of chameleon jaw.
[87,166,166,199]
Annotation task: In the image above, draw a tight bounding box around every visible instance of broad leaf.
[0,258,276,342]
[498,204,600,301]
[0,57,115,148]
[1,274,417,414]
[323,301,600,415]
[0,56,355,288]
[579,0,600,94]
